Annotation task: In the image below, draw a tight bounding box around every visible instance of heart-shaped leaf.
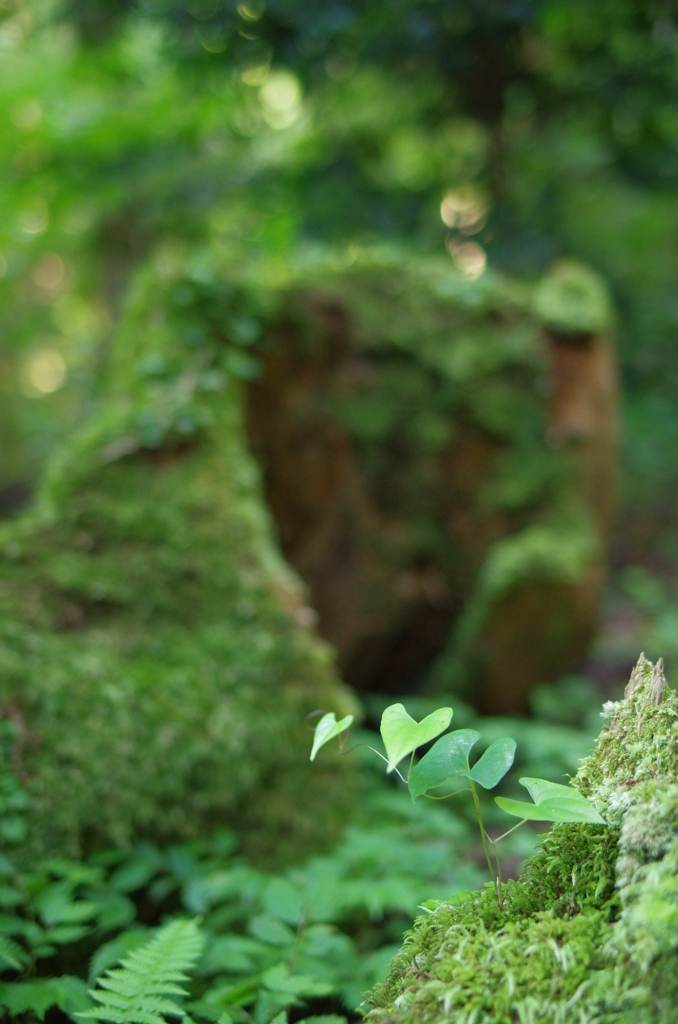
[495,777,605,824]
[408,729,479,800]
[408,731,515,800]
[380,704,453,774]
[468,737,517,790]
[309,712,354,761]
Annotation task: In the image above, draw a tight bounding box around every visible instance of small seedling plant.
[310,705,605,907]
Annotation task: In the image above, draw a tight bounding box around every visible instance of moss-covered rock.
[366,654,678,1024]
[0,253,357,865]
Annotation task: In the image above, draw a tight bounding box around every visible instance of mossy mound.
[367,654,678,1024]
[0,255,357,865]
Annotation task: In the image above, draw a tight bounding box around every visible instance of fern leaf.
[77,919,204,1024]
[0,934,27,972]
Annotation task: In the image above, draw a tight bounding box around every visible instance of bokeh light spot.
[441,185,488,232]
[447,239,487,280]
[238,2,264,20]
[24,348,67,395]
[260,71,301,128]
[32,254,65,292]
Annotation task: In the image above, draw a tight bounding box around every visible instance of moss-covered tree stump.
[367,655,678,1024]
[0,256,356,865]
[246,253,617,712]
[3,245,617,715]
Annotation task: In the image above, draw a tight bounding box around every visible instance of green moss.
[0,255,357,865]
[430,515,599,694]
[533,260,613,336]
[366,655,678,1024]
[370,902,609,1024]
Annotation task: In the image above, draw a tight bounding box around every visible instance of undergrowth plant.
[310,704,605,906]
[78,920,204,1024]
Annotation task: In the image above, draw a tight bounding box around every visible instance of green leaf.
[519,778,581,805]
[248,915,294,946]
[408,729,479,800]
[0,977,91,1020]
[309,713,353,761]
[495,777,605,824]
[262,878,305,925]
[380,704,453,774]
[77,918,204,1024]
[0,934,27,971]
[468,737,516,790]
[33,880,99,926]
[201,974,262,1007]
[198,935,263,975]
[408,730,515,800]
[262,963,333,998]
[45,924,93,945]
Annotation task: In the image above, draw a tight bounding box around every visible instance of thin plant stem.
[305,710,327,727]
[341,743,408,783]
[469,779,497,895]
[486,819,528,910]
[407,751,415,782]
[492,819,527,845]
[488,836,503,901]
[424,787,472,800]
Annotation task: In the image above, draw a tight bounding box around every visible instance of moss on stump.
[367,654,678,1024]
[0,256,356,865]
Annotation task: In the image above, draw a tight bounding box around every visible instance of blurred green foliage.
[2,0,677,586]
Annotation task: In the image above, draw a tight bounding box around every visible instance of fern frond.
[77,919,204,1024]
[0,934,27,972]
